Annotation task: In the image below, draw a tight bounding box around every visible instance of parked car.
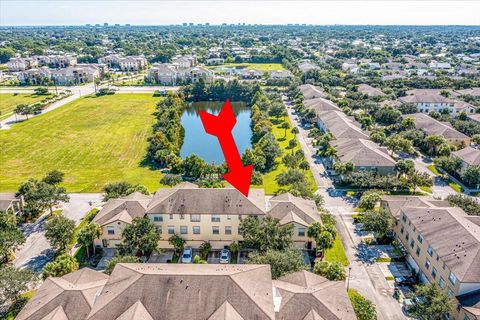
[182,248,193,263]
[219,249,230,264]
[395,276,416,286]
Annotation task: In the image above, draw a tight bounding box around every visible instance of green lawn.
[325,230,349,266]
[0,93,52,120]
[259,116,317,195]
[210,63,285,72]
[0,94,163,192]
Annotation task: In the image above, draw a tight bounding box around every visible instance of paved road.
[112,85,181,93]
[284,96,407,319]
[13,193,104,272]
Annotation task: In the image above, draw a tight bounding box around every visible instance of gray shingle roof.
[408,113,469,140]
[299,84,327,99]
[92,192,151,227]
[453,147,480,166]
[331,138,396,168]
[357,84,385,97]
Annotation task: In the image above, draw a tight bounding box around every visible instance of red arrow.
[199,99,253,197]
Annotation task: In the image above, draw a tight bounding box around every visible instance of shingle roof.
[381,195,437,218]
[87,263,276,320]
[316,110,369,140]
[453,147,480,166]
[0,192,18,212]
[92,192,151,227]
[273,271,356,320]
[303,98,340,113]
[331,138,396,168]
[115,301,154,320]
[146,187,266,216]
[40,306,69,320]
[299,84,327,99]
[268,193,320,226]
[16,268,108,320]
[408,113,469,140]
[357,84,385,97]
[400,206,480,283]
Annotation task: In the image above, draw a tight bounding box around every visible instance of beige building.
[381,196,480,320]
[17,264,355,320]
[93,184,321,251]
[6,57,38,71]
[0,193,24,215]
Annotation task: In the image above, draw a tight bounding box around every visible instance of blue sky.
[1,1,480,26]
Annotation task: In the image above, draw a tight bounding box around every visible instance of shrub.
[313,260,346,281]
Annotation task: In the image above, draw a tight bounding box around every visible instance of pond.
[180,101,252,164]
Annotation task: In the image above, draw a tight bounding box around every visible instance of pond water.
[180,101,252,164]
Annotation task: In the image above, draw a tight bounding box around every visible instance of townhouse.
[399,89,476,116]
[118,56,147,72]
[381,196,480,320]
[17,265,355,320]
[18,64,104,85]
[147,62,214,85]
[147,63,178,85]
[172,55,197,69]
[452,147,480,180]
[6,57,38,72]
[304,93,396,176]
[92,184,321,250]
[97,54,124,68]
[407,113,471,148]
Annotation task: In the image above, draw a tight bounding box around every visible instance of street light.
[346,267,352,291]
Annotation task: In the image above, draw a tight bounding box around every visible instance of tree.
[348,288,377,320]
[313,261,346,281]
[119,217,159,256]
[358,190,381,210]
[281,122,290,138]
[18,177,69,216]
[160,174,182,187]
[45,215,75,251]
[472,134,480,145]
[404,170,433,193]
[0,214,25,264]
[288,138,297,151]
[248,249,306,279]
[276,168,306,186]
[316,231,334,256]
[42,253,78,279]
[395,159,414,177]
[291,127,299,134]
[0,266,37,306]
[102,181,149,201]
[362,209,392,240]
[422,135,446,156]
[374,106,401,125]
[401,117,415,130]
[240,216,294,252]
[462,165,480,188]
[168,234,186,257]
[447,194,480,215]
[409,283,454,320]
[333,161,355,175]
[105,255,140,275]
[77,223,101,258]
[42,170,65,185]
[370,131,386,145]
[385,135,414,155]
[269,102,286,119]
[255,132,282,170]
[14,104,32,120]
[34,87,49,95]
[199,241,211,260]
[183,154,207,179]
[193,255,207,264]
[0,47,15,63]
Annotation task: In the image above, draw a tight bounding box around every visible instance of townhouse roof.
[408,113,469,140]
[16,268,108,320]
[400,89,455,104]
[92,192,151,227]
[115,301,154,320]
[468,114,480,123]
[331,138,396,168]
[357,84,386,97]
[298,61,320,73]
[400,206,480,283]
[146,187,266,215]
[380,195,449,219]
[453,146,480,166]
[303,97,340,113]
[299,84,327,99]
[0,192,19,212]
[457,87,480,97]
[273,270,356,320]
[150,63,177,74]
[87,263,276,320]
[316,110,369,140]
[268,193,320,227]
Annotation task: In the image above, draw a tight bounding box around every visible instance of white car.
[219,249,231,264]
[182,248,193,263]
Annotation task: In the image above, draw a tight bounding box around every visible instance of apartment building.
[381,196,480,320]
[6,57,38,71]
[92,184,321,250]
[147,63,178,85]
[407,113,471,148]
[399,89,476,116]
[172,55,197,69]
[97,54,124,68]
[17,265,355,320]
[18,64,104,85]
[118,56,147,72]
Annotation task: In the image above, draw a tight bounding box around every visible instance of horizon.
[2,1,480,27]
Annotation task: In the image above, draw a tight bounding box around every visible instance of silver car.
[182,248,193,263]
[219,249,231,264]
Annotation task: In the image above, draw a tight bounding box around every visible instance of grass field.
[0,93,163,192]
[0,93,52,120]
[210,63,285,72]
[325,228,349,266]
[260,116,317,195]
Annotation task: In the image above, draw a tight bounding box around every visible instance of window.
[190,214,201,222]
[410,240,415,249]
[193,226,200,234]
[427,246,433,257]
[431,267,437,279]
[416,246,421,256]
[447,288,453,297]
[406,232,409,241]
[225,226,232,235]
[443,262,446,270]
[227,214,231,220]
[169,214,173,220]
[298,228,306,237]
[211,214,221,222]
[212,226,220,235]
[439,277,445,288]
[168,226,175,235]
[417,234,424,243]
[400,227,404,234]
[153,214,163,222]
[180,226,188,234]
[425,259,430,270]
[180,214,185,220]
[107,226,115,235]
[448,272,457,285]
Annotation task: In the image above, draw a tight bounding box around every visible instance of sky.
[1,1,480,26]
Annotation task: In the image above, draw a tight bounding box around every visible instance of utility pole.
[347,267,352,291]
